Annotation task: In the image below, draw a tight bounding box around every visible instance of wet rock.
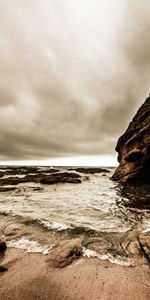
[47,238,83,268]
[0,176,27,186]
[85,236,113,255]
[0,172,82,186]
[32,187,44,191]
[40,168,60,174]
[0,167,60,179]
[129,196,150,210]
[116,183,150,209]
[0,187,16,192]
[126,240,141,255]
[4,223,24,237]
[68,167,110,174]
[0,239,7,252]
[113,96,150,183]
[139,232,150,263]
[40,172,82,185]
[3,167,60,176]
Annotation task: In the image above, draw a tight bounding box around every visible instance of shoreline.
[0,248,150,300]
[0,166,150,299]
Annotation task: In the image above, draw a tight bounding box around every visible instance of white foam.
[142,228,150,233]
[82,247,134,267]
[142,220,150,233]
[2,174,25,179]
[7,237,54,254]
[51,222,69,231]
[40,220,69,231]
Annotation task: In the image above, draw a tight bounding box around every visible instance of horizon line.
[0,155,118,167]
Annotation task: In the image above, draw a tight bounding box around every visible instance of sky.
[0,0,150,165]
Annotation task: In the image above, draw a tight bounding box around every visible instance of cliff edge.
[112,96,150,183]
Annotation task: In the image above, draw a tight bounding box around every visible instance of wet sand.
[0,248,150,300]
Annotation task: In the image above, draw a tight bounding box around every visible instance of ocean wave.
[7,237,134,267]
[40,220,70,231]
[0,212,98,235]
[82,247,134,267]
[38,220,98,234]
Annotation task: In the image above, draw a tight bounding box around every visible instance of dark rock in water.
[0,239,7,252]
[113,96,150,183]
[0,167,60,176]
[0,187,16,192]
[0,266,8,273]
[32,187,44,191]
[0,176,28,186]
[0,171,82,186]
[69,167,110,174]
[41,168,60,174]
[116,183,150,210]
[40,172,82,185]
[47,238,82,268]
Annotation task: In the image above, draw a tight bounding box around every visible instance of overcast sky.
[0,0,150,161]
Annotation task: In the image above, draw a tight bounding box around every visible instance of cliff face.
[113,96,150,183]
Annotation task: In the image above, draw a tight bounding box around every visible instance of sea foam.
[82,247,134,267]
[7,237,53,255]
[40,220,70,231]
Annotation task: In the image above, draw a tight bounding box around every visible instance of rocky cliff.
[112,96,150,183]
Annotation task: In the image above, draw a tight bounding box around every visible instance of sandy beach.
[0,246,150,300]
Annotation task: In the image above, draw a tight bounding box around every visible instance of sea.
[0,166,150,266]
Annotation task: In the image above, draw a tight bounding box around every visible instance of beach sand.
[0,248,150,300]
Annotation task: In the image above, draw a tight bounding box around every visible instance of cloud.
[0,0,150,160]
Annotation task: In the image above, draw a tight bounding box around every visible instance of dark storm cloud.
[0,0,150,160]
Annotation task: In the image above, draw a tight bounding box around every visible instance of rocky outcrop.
[47,238,83,268]
[139,232,150,263]
[113,96,150,183]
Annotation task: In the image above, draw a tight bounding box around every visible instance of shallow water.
[0,167,150,233]
[0,166,150,264]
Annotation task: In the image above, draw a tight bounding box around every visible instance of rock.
[40,168,60,174]
[40,172,82,185]
[32,187,44,191]
[116,184,150,209]
[68,167,110,174]
[0,167,60,176]
[0,176,29,186]
[112,96,150,183]
[0,172,82,186]
[138,232,150,263]
[0,187,16,192]
[0,239,7,252]
[4,224,22,237]
[125,240,141,256]
[47,238,83,268]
